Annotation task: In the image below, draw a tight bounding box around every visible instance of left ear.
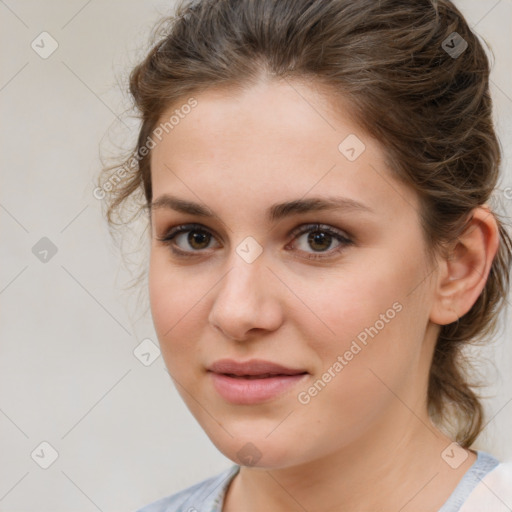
[429,205,500,326]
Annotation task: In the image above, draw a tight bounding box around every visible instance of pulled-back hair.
[99,0,512,447]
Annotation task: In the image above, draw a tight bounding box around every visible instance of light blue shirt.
[136,451,501,512]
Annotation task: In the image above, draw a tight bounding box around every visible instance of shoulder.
[459,457,512,512]
[135,465,240,512]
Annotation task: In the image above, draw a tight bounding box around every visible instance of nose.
[208,253,284,341]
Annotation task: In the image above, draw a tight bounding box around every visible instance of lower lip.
[209,372,308,405]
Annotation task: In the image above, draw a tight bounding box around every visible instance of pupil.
[189,230,209,249]
[308,231,331,251]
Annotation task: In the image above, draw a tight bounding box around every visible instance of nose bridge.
[218,232,268,295]
[208,245,282,339]
[217,248,266,307]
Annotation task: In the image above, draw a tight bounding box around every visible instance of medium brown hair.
[99,0,512,447]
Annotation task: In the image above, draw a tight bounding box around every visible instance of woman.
[99,0,512,510]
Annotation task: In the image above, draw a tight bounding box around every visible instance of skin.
[148,77,499,512]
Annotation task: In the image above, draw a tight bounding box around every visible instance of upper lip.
[208,359,308,376]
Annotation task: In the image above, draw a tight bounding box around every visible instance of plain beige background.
[1,1,511,510]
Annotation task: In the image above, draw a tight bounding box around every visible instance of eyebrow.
[150,194,374,222]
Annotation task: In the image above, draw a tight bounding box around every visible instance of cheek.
[300,265,405,349]
[302,249,427,383]
[148,254,202,365]
[292,298,419,450]
[149,256,175,339]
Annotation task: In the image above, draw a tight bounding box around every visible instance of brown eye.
[157,222,353,261]
[186,230,212,250]
[307,230,333,252]
[157,223,219,256]
[287,223,354,260]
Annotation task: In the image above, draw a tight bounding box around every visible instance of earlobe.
[429,206,499,326]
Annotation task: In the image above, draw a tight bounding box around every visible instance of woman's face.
[149,78,440,468]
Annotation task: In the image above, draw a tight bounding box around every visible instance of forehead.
[149,79,418,219]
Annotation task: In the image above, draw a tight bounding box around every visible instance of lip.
[208,358,307,376]
[207,359,309,405]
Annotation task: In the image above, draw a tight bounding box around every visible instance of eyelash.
[156,223,354,261]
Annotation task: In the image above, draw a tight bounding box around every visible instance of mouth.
[208,358,307,377]
[207,359,309,404]
[221,373,308,379]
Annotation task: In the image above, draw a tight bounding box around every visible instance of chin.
[208,433,303,469]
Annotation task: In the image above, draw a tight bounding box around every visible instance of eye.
[156,223,220,257]
[286,223,353,260]
[156,222,353,260]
